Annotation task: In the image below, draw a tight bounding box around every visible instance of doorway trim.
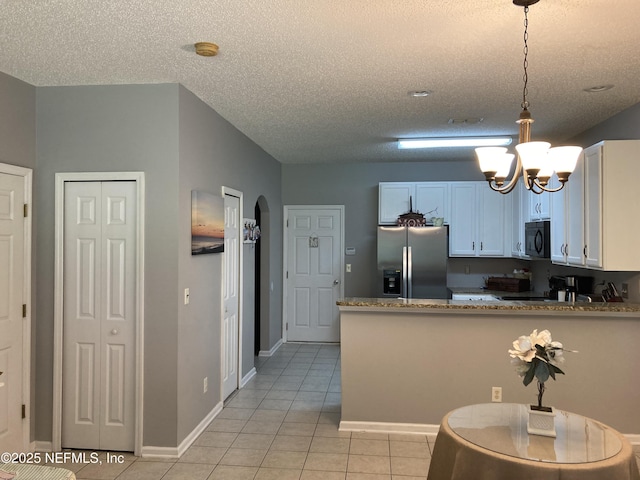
[221,186,245,395]
[0,162,32,453]
[53,172,145,455]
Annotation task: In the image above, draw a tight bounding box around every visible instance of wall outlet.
[491,386,502,402]
[346,264,351,273]
[203,377,208,393]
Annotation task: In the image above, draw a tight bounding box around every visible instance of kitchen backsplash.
[447,257,530,289]
[449,257,640,302]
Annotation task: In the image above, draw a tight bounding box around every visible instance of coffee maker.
[548,275,594,300]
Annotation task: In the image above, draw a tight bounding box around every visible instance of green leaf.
[523,364,536,386]
[534,361,550,383]
[550,364,565,375]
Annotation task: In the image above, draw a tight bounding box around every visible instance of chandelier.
[475,0,582,195]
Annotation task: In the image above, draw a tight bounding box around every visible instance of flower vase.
[527,405,556,437]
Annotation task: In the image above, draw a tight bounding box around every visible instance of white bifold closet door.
[62,181,136,451]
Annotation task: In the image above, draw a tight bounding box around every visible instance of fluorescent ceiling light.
[397,137,513,149]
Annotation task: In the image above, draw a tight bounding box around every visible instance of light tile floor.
[60,342,640,479]
[67,342,434,479]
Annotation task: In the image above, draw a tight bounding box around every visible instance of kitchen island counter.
[337,296,640,313]
[338,297,640,439]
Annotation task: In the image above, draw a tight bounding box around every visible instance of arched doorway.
[254,196,270,356]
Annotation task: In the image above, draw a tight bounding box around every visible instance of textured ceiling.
[2,0,640,164]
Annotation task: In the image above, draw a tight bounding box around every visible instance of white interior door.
[62,181,136,451]
[0,172,25,452]
[222,193,240,399]
[285,207,343,343]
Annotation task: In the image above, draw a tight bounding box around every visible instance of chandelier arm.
[486,156,523,194]
[531,178,566,193]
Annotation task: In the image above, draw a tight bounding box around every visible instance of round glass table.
[427,403,640,480]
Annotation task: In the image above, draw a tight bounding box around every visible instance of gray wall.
[33,82,282,450]
[36,84,181,447]
[176,85,282,442]
[0,72,35,169]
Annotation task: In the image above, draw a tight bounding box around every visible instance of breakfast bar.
[337,298,640,437]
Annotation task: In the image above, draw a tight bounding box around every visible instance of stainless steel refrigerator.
[377,226,449,299]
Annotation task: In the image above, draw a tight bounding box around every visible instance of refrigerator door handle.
[407,246,413,298]
[402,246,408,298]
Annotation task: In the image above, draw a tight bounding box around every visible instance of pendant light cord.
[522,6,530,111]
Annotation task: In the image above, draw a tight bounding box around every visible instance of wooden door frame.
[0,162,32,453]
[53,172,145,455]
[221,187,244,396]
[282,205,345,343]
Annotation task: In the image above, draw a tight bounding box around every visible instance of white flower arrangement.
[509,329,576,410]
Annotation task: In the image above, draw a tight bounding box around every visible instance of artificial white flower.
[509,334,536,362]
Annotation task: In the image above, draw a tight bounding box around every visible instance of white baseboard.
[34,440,52,452]
[141,401,224,459]
[240,368,257,387]
[339,420,440,439]
[258,339,283,357]
[625,433,640,445]
[339,421,640,445]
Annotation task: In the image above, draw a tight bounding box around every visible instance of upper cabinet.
[527,189,551,220]
[583,140,640,270]
[550,158,585,266]
[378,182,449,225]
[449,182,511,257]
[378,182,413,224]
[551,140,640,271]
[510,182,529,258]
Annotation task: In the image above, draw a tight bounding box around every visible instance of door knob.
[111,329,118,335]
[333,279,339,285]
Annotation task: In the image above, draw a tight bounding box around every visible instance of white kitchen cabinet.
[378,182,449,225]
[378,182,413,224]
[415,182,449,221]
[550,159,585,267]
[549,175,567,264]
[550,140,640,271]
[582,140,640,270]
[583,145,602,268]
[528,188,550,220]
[510,182,529,258]
[449,182,510,257]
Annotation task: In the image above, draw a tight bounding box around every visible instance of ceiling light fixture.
[475,0,582,195]
[398,137,513,149]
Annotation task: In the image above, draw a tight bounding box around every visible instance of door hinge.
[24,204,28,217]
[286,271,289,279]
[22,404,26,419]
[22,304,27,318]
[286,323,288,331]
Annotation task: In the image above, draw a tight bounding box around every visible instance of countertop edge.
[337,298,640,314]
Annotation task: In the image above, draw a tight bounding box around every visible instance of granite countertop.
[337,297,640,313]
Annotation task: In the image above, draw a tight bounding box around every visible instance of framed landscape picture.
[191,190,224,255]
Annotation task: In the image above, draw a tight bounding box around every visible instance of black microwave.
[525,221,550,258]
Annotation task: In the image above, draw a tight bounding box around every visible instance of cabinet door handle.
[472,241,475,250]
[480,242,483,251]
[583,245,587,258]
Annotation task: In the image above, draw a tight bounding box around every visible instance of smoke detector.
[195,42,219,57]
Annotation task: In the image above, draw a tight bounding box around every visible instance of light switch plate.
[184,288,190,305]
